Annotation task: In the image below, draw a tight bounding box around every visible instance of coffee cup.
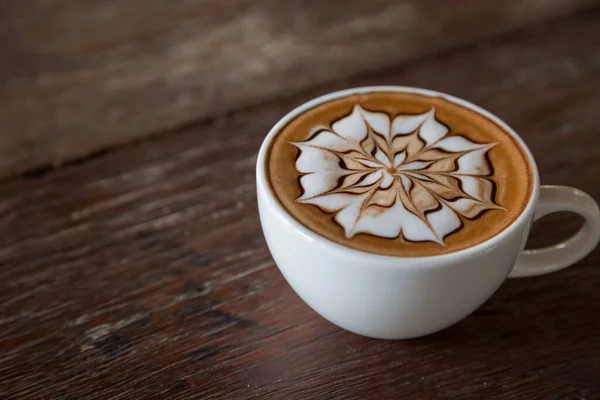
[256,86,600,339]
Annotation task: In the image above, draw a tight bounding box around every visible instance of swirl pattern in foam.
[292,105,502,244]
[265,91,533,256]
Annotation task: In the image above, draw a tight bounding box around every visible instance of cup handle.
[509,185,600,278]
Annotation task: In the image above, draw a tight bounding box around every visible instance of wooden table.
[1,2,600,398]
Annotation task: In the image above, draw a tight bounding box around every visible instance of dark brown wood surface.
[0,0,597,178]
[2,3,600,400]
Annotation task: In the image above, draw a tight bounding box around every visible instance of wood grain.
[0,0,597,178]
[1,7,600,400]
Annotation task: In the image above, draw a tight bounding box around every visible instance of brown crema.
[265,91,533,256]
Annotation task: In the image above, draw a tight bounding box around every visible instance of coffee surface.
[265,91,533,256]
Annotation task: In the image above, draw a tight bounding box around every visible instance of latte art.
[291,105,502,244]
[265,91,533,256]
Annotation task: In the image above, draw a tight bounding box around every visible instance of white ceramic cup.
[256,86,600,339]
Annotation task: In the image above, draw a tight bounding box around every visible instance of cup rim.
[256,86,540,263]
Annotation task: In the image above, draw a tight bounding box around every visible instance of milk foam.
[291,105,502,244]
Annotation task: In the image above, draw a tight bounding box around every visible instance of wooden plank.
[0,0,597,178]
[1,8,600,400]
